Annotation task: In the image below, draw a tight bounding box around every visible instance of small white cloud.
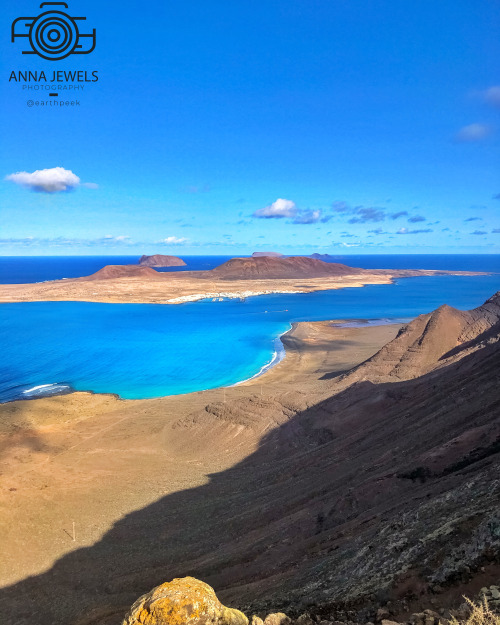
[455,123,493,142]
[99,235,132,245]
[158,236,188,245]
[397,227,433,235]
[82,182,99,189]
[253,198,297,219]
[182,184,211,194]
[482,86,500,108]
[292,209,322,224]
[102,235,130,242]
[0,235,133,247]
[5,167,97,193]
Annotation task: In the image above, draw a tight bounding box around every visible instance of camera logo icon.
[11,2,96,61]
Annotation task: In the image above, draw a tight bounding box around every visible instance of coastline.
[1,317,405,404]
[0,323,293,404]
[229,324,292,387]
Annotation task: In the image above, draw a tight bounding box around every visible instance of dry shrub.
[450,598,500,625]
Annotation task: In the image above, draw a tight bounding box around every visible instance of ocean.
[0,255,499,402]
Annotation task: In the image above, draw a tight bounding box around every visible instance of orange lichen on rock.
[122,576,248,625]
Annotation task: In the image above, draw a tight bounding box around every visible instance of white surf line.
[228,324,291,387]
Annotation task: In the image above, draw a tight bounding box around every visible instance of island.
[0,255,487,305]
[138,254,186,267]
[310,252,336,260]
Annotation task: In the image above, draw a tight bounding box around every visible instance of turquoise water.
[1,272,499,402]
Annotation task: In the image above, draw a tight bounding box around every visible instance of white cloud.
[292,209,322,224]
[182,184,211,194]
[0,235,133,247]
[101,235,131,243]
[396,227,433,235]
[331,202,387,223]
[158,236,188,245]
[454,123,493,142]
[5,167,97,193]
[482,86,500,108]
[253,198,297,219]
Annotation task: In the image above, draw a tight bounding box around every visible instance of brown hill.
[82,265,161,280]
[342,291,500,383]
[204,256,365,280]
[138,255,186,267]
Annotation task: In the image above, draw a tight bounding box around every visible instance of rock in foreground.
[122,576,248,625]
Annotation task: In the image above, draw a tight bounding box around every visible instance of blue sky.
[0,0,499,255]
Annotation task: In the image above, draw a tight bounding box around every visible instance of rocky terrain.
[138,255,186,267]
[120,577,500,625]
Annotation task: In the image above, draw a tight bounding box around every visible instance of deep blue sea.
[0,255,499,402]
